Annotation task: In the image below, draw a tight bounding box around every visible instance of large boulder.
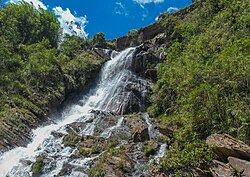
[228,157,250,177]
[206,134,250,162]
[210,160,233,177]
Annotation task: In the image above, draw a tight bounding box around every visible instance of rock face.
[124,114,150,142]
[115,1,202,51]
[206,134,250,162]
[116,23,163,51]
[228,157,250,177]
[43,112,164,177]
[102,43,164,115]
[206,134,250,177]
[210,160,233,177]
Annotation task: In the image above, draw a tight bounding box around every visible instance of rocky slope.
[1,0,249,176]
[0,48,108,152]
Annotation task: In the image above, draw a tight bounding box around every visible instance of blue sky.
[6,0,192,39]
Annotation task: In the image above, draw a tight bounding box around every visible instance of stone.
[210,160,233,177]
[206,134,250,162]
[228,157,250,177]
[157,125,174,138]
[125,114,150,142]
[145,69,157,82]
[132,128,150,143]
[116,23,163,51]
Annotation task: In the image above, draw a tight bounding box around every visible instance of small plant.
[79,148,90,156]
[32,156,44,174]
[143,141,157,157]
[91,145,102,154]
[88,165,106,177]
[63,130,81,147]
[128,29,138,38]
[231,167,244,177]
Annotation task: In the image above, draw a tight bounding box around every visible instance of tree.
[91,32,107,48]
[60,35,89,59]
[0,2,60,47]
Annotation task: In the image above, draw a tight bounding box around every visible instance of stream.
[0,46,166,177]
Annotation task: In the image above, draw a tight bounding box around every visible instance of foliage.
[143,141,157,157]
[149,0,250,175]
[60,34,90,59]
[159,132,213,176]
[88,165,105,177]
[91,145,102,154]
[91,32,107,48]
[0,2,60,47]
[0,2,105,149]
[128,29,138,38]
[32,157,44,174]
[63,130,81,147]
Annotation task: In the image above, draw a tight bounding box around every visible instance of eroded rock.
[210,160,233,177]
[206,134,250,162]
[125,114,150,142]
[228,157,250,177]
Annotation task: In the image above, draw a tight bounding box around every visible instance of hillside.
[0,2,108,151]
[0,0,249,176]
[111,0,250,175]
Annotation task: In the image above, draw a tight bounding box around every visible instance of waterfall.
[0,46,149,177]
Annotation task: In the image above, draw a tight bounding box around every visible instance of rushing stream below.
[0,47,166,177]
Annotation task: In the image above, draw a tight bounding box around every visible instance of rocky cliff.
[115,1,202,51]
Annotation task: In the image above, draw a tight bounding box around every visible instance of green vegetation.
[128,29,138,37]
[91,32,107,48]
[87,145,132,176]
[88,165,106,177]
[91,145,102,154]
[148,0,250,175]
[32,156,44,174]
[143,141,157,157]
[128,29,139,46]
[63,130,82,147]
[0,2,106,149]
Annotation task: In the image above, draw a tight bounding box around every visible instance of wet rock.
[132,128,149,143]
[66,110,120,136]
[51,131,64,138]
[206,134,250,162]
[57,164,74,176]
[116,22,163,51]
[228,157,250,177]
[145,69,157,82]
[88,147,133,177]
[125,114,150,142]
[143,140,159,157]
[210,160,233,177]
[157,124,174,138]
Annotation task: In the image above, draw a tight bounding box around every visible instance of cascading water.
[0,46,148,177]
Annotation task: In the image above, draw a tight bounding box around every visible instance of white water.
[149,144,167,164]
[0,47,138,177]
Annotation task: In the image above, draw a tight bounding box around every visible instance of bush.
[32,157,44,174]
[88,165,105,177]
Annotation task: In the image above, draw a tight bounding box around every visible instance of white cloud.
[115,2,128,16]
[9,0,47,10]
[133,0,164,5]
[8,0,88,38]
[167,7,179,13]
[53,7,88,38]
